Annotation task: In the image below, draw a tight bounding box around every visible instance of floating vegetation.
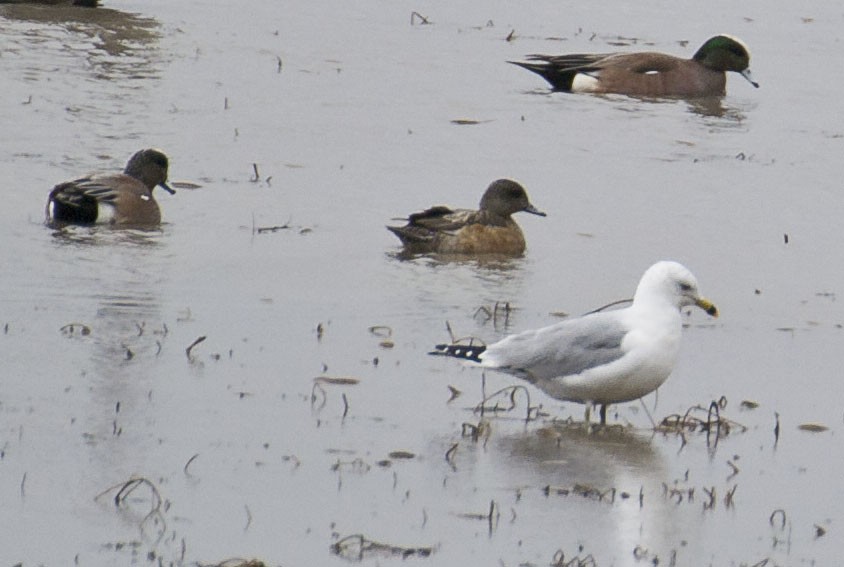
[368,325,394,348]
[461,419,492,446]
[474,384,542,422]
[255,221,292,233]
[740,400,760,410]
[441,321,485,349]
[457,500,499,533]
[183,453,200,476]
[450,118,493,126]
[330,533,434,561]
[248,163,272,184]
[662,480,737,511]
[185,335,206,361]
[60,322,91,337]
[769,508,787,529]
[768,508,792,553]
[447,385,462,402]
[95,477,168,542]
[330,457,370,474]
[544,483,619,504]
[410,11,431,25]
[656,397,746,443]
[550,548,598,567]
[444,442,459,469]
[250,213,311,235]
[797,423,829,432]
[474,301,512,329]
[196,560,267,567]
[387,450,415,460]
[311,377,360,412]
[313,376,361,386]
[538,418,630,437]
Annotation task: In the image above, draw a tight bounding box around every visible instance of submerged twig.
[444,443,458,469]
[655,397,746,443]
[457,500,499,534]
[474,385,540,422]
[95,477,167,542]
[186,336,206,361]
[331,533,433,561]
[551,549,598,567]
[60,323,92,337]
[410,11,431,25]
[184,453,200,476]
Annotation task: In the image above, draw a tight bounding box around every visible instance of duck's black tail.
[428,343,486,362]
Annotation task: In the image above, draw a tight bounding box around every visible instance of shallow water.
[2,0,843,565]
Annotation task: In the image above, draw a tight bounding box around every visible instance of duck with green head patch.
[510,35,758,97]
[46,148,175,227]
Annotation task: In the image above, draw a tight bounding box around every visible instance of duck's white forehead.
[719,33,751,55]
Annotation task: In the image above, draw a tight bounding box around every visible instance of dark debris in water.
[330,533,434,561]
[60,322,92,337]
[94,477,168,542]
[797,423,829,432]
[656,397,747,442]
[450,118,492,125]
[196,560,268,567]
[550,547,598,567]
[544,483,619,504]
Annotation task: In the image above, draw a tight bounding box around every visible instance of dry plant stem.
[444,443,458,466]
[95,477,167,542]
[186,336,206,360]
[331,533,433,560]
[474,385,536,422]
[410,11,430,25]
[184,453,200,476]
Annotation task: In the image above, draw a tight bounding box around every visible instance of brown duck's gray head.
[124,148,176,194]
[479,179,546,218]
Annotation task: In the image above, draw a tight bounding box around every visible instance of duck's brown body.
[46,149,174,226]
[387,179,545,255]
[511,35,758,97]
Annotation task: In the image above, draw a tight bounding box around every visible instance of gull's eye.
[679,282,693,293]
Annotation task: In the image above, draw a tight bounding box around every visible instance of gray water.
[1,1,842,565]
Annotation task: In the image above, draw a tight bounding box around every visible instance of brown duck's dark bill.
[160,182,176,195]
[524,204,547,217]
[741,69,759,88]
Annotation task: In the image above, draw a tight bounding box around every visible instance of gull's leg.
[599,404,608,425]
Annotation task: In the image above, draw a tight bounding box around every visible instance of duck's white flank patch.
[571,73,600,92]
[97,203,116,223]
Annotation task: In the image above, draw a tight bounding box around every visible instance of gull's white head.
[634,261,718,316]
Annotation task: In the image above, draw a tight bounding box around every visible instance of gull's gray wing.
[480,310,630,382]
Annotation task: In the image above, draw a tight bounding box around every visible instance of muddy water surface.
[1,0,843,565]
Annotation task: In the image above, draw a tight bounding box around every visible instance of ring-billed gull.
[430,261,718,424]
